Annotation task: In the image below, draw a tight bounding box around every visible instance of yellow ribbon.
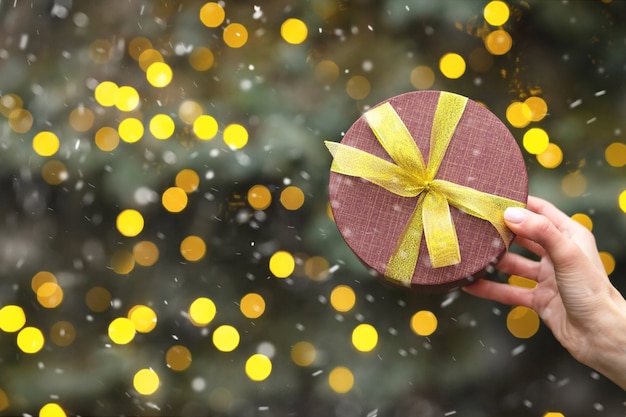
[325,92,525,287]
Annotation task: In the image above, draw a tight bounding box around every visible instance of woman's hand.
[464,196,626,390]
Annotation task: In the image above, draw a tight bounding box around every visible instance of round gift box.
[328,90,528,291]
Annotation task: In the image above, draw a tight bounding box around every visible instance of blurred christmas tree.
[0,0,625,416]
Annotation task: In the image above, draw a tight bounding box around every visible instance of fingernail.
[504,207,526,223]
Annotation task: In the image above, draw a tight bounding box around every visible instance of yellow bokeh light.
[561,171,586,197]
[133,368,160,395]
[507,306,540,338]
[94,81,119,107]
[571,213,593,231]
[485,29,512,55]
[410,310,438,336]
[345,75,370,100]
[605,142,626,167]
[536,143,563,169]
[280,186,305,210]
[0,305,26,333]
[199,2,225,28]
[118,117,144,143]
[543,413,565,417]
[180,235,207,261]
[189,297,216,326]
[328,366,354,394]
[248,185,272,210]
[330,285,356,313]
[69,106,95,132]
[138,49,164,72]
[0,388,7,412]
[37,282,64,308]
[212,325,240,352]
[508,275,538,289]
[351,323,378,352]
[31,270,57,293]
[111,249,135,275]
[115,86,140,112]
[281,18,308,44]
[245,354,272,381]
[176,169,200,193]
[599,251,615,275]
[291,341,316,366]
[17,326,45,354]
[146,62,173,88]
[0,93,23,117]
[133,241,160,267]
[95,126,120,152]
[524,96,548,122]
[240,293,266,319]
[193,114,218,140]
[9,108,34,133]
[166,345,193,371]
[484,0,510,26]
[178,100,203,125]
[223,123,248,149]
[619,190,626,213]
[42,160,68,185]
[128,305,158,333]
[523,127,550,155]
[39,403,67,417]
[149,114,175,140]
[439,53,466,79]
[505,101,532,128]
[304,256,330,281]
[50,321,76,347]
[33,131,60,157]
[108,317,136,345]
[410,65,435,90]
[189,46,215,71]
[269,251,295,278]
[223,23,248,48]
[128,36,153,61]
[314,60,339,84]
[116,209,144,237]
[162,187,189,213]
[85,287,111,312]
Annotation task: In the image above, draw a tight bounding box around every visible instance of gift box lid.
[327,90,528,291]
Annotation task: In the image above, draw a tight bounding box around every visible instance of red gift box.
[326,91,528,291]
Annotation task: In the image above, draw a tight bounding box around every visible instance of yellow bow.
[325,92,525,287]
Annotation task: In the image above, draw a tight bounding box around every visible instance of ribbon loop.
[325,92,525,287]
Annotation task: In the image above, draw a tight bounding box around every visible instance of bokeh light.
[166,345,192,371]
[508,275,538,289]
[223,123,248,149]
[304,256,330,281]
[328,366,354,393]
[345,75,370,100]
[281,18,308,45]
[280,186,305,210]
[240,293,266,319]
[484,0,510,26]
[37,282,64,308]
[128,305,158,333]
[118,117,144,143]
[39,403,67,417]
[505,101,531,128]
[133,368,160,395]
[485,30,513,55]
[605,142,626,167]
[31,270,57,293]
[189,297,216,326]
[193,114,218,140]
[95,126,120,151]
[536,143,563,168]
[248,185,272,210]
[212,325,240,352]
[108,317,136,345]
[410,65,435,90]
[330,285,356,313]
[245,354,272,381]
[17,326,45,353]
[351,323,378,352]
[439,53,466,79]
[32,131,60,157]
[133,240,160,267]
[0,305,26,333]
[69,106,95,132]
[146,62,173,88]
[269,250,295,278]
[50,321,76,347]
[9,108,34,133]
[524,96,548,122]
[291,341,316,366]
[600,251,615,275]
[189,46,215,71]
[523,127,550,154]
[561,171,587,197]
[179,100,203,124]
[149,114,175,140]
[180,235,207,261]
[42,160,68,185]
[314,60,339,84]
[116,209,144,237]
[176,169,200,193]
[571,213,593,231]
[115,86,140,112]
[94,81,119,107]
[199,2,225,28]
[410,310,438,336]
[506,306,540,338]
[138,49,164,71]
[162,187,189,213]
[223,23,248,48]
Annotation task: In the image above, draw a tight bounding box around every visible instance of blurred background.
[0,0,625,416]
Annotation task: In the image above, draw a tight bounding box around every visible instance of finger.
[511,234,546,258]
[503,207,583,274]
[463,279,534,308]
[496,252,542,280]
[526,196,574,230]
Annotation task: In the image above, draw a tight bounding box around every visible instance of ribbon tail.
[434,180,526,249]
[422,190,461,267]
[386,196,426,287]
[324,141,423,197]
